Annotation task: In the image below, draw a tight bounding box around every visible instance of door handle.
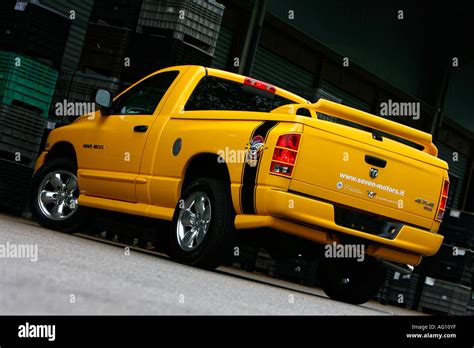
[134,125,148,133]
[365,155,387,168]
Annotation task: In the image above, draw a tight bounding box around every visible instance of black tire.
[320,256,387,305]
[30,158,92,233]
[169,177,235,269]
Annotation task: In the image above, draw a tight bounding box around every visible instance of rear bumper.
[235,188,443,265]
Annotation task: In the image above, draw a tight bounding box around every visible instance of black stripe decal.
[240,120,279,214]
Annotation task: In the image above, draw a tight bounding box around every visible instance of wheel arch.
[181,153,231,192]
[46,142,77,165]
[179,152,240,211]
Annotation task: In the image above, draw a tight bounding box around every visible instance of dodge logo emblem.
[369,168,378,179]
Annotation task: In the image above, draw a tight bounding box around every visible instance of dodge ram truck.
[31,65,449,304]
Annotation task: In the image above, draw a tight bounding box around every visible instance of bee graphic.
[245,135,266,167]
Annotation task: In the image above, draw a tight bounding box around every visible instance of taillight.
[436,179,449,221]
[244,77,276,94]
[276,134,300,150]
[273,148,297,164]
[270,134,301,177]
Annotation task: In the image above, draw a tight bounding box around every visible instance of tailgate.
[272,99,449,230]
[290,124,445,228]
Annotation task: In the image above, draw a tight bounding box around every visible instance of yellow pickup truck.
[31,66,449,304]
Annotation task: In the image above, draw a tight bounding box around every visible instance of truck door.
[79,70,180,202]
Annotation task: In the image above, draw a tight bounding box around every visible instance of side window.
[109,71,179,115]
[185,76,295,112]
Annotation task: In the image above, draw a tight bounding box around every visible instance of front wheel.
[320,256,387,304]
[169,177,235,270]
[30,158,91,233]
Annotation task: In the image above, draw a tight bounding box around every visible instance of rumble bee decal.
[245,135,266,167]
[240,121,279,214]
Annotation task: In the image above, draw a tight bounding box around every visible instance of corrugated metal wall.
[211,26,233,70]
[318,81,371,111]
[266,0,427,99]
[252,46,315,100]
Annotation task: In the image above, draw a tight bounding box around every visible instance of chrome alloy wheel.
[176,191,212,251]
[37,170,79,221]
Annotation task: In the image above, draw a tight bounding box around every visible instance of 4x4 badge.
[415,198,434,211]
[369,167,378,179]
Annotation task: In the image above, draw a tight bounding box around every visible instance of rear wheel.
[320,256,387,304]
[30,158,92,233]
[169,177,235,269]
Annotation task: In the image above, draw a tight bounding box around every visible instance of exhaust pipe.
[381,261,414,275]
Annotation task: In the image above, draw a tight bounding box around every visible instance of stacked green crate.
[0,104,45,167]
[0,51,58,117]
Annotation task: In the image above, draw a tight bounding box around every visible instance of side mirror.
[95,89,112,109]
